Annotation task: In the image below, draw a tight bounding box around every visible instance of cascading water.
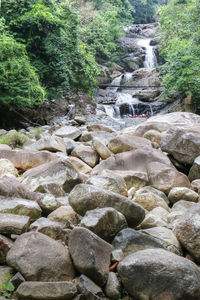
[137,39,157,69]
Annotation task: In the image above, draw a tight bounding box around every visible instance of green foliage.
[70,0,132,62]
[0,0,99,96]
[0,132,28,148]
[158,0,200,102]
[0,33,45,109]
[0,281,15,298]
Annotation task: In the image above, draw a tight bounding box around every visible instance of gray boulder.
[0,213,30,235]
[118,249,200,299]
[69,227,112,287]
[0,234,13,264]
[69,184,145,227]
[7,232,75,281]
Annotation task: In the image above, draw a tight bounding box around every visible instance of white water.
[137,39,157,69]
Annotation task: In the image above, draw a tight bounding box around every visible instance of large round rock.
[69,184,145,227]
[118,249,200,300]
[6,232,75,281]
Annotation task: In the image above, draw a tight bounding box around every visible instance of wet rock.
[112,228,166,257]
[0,213,30,235]
[175,202,200,262]
[20,159,82,193]
[168,187,199,204]
[86,174,128,196]
[69,184,145,227]
[108,135,151,154]
[92,138,112,160]
[54,126,81,140]
[104,272,121,299]
[29,217,70,243]
[147,161,191,194]
[133,186,170,212]
[16,281,77,300]
[26,136,66,153]
[66,157,92,174]
[48,205,79,226]
[0,198,41,222]
[0,159,18,178]
[80,208,127,242]
[0,149,58,171]
[161,125,200,165]
[77,275,105,300]
[118,249,200,300]
[7,231,75,281]
[0,235,13,264]
[69,227,112,287]
[71,145,99,167]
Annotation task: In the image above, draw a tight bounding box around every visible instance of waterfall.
[137,39,157,69]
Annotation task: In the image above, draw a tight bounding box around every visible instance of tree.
[0,32,45,109]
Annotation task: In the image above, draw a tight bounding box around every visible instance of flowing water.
[102,38,158,120]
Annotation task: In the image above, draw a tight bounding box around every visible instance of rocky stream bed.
[0,111,200,299]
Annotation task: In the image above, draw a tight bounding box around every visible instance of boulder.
[86,174,128,196]
[161,125,200,165]
[80,208,127,242]
[71,145,99,167]
[0,149,58,171]
[143,129,163,144]
[104,272,121,300]
[16,281,77,300]
[69,184,145,227]
[0,176,41,201]
[175,203,200,262]
[10,272,25,289]
[140,207,169,229]
[0,235,13,264]
[7,232,75,281]
[92,137,112,160]
[118,249,200,299]
[133,186,170,212]
[80,131,115,145]
[26,136,66,153]
[69,227,112,287]
[92,148,173,175]
[35,182,65,197]
[87,124,115,133]
[108,135,151,154]
[168,187,199,204]
[66,156,92,174]
[0,213,30,235]
[189,156,200,181]
[112,228,167,258]
[20,159,82,193]
[0,198,41,222]
[191,179,200,194]
[167,200,196,230]
[48,205,79,226]
[147,162,191,194]
[0,159,18,178]
[77,274,105,299]
[141,227,182,255]
[29,217,70,243]
[37,194,61,214]
[54,126,81,140]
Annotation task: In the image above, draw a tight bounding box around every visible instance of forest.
[0,0,199,110]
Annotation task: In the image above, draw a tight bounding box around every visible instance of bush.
[0,132,28,148]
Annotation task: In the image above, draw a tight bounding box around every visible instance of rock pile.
[0,112,200,299]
